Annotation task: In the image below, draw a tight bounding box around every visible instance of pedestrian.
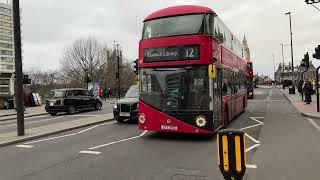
[303,80,313,104]
[103,88,107,101]
[298,80,303,99]
[107,88,111,99]
[98,88,103,99]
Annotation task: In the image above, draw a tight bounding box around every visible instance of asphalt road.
[0,87,319,180]
[0,101,115,134]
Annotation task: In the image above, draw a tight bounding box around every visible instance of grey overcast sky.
[10,0,320,77]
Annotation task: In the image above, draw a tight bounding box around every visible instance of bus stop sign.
[217,129,246,180]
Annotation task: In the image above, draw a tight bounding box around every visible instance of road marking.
[245,144,261,152]
[245,133,260,144]
[246,164,258,169]
[21,121,116,145]
[307,118,320,132]
[79,150,101,155]
[250,117,264,125]
[71,115,101,117]
[16,145,34,148]
[240,124,261,131]
[88,130,148,150]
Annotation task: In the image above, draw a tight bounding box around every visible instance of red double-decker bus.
[138,5,247,134]
[246,61,254,98]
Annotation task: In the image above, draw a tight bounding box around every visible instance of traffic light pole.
[13,0,25,136]
[316,67,320,112]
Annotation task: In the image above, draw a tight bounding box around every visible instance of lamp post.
[280,43,285,84]
[285,12,295,93]
[13,0,24,136]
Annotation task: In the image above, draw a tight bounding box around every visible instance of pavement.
[280,88,320,119]
[0,106,47,121]
[0,87,318,179]
[0,102,115,147]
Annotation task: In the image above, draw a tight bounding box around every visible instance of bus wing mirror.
[208,64,217,79]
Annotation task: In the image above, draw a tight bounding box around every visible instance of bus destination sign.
[144,45,200,62]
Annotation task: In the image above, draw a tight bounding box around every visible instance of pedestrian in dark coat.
[303,80,313,104]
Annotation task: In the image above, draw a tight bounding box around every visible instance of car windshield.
[125,86,139,98]
[48,90,65,99]
[142,14,205,39]
[140,66,209,111]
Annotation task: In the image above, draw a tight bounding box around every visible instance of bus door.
[231,72,237,118]
[210,65,222,129]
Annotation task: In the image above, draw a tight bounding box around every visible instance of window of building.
[0,42,12,49]
[0,57,13,62]
[0,64,13,70]
[0,7,11,14]
[0,35,12,42]
[0,14,11,21]
[1,50,13,55]
[0,21,11,28]
[0,86,10,95]
[0,79,9,85]
[0,28,12,35]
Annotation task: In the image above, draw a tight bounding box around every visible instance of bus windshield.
[140,66,209,111]
[142,14,205,39]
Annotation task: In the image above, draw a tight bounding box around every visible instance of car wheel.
[95,103,102,110]
[67,106,76,115]
[50,113,57,116]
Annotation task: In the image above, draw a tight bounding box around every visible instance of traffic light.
[305,0,320,4]
[312,45,320,59]
[133,59,138,75]
[23,74,31,84]
[302,52,310,68]
[115,72,119,82]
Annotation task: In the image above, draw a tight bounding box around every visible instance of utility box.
[289,86,295,94]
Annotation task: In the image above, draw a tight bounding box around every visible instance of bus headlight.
[195,116,206,127]
[114,104,118,109]
[139,114,146,124]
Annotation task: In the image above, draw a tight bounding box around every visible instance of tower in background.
[243,35,251,61]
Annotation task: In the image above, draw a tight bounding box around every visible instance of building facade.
[274,61,316,83]
[0,2,14,96]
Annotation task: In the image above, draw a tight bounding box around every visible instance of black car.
[45,88,102,116]
[113,85,139,122]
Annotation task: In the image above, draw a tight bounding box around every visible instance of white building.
[0,2,14,96]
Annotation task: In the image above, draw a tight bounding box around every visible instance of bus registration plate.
[120,112,130,117]
[161,125,177,131]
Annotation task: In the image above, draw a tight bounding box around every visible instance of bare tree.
[61,37,108,87]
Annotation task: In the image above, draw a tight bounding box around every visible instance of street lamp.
[285,12,295,93]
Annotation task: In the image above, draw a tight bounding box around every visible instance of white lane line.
[250,117,264,125]
[79,150,101,155]
[71,115,101,117]
[245,144,261,153]
[307,118,320,132]
[88,130,148,150]
[245,133,260,144]
[23,121,116,145]
[246,164,258,169]
[0,116,63,128]
[16,145,34,148]
[240,124,262,131]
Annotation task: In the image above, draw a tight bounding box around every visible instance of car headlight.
[139,114,146,124]
[114,104,118,109]
[195,116,206,127]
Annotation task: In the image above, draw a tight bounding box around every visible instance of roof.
[144,5,215,21]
